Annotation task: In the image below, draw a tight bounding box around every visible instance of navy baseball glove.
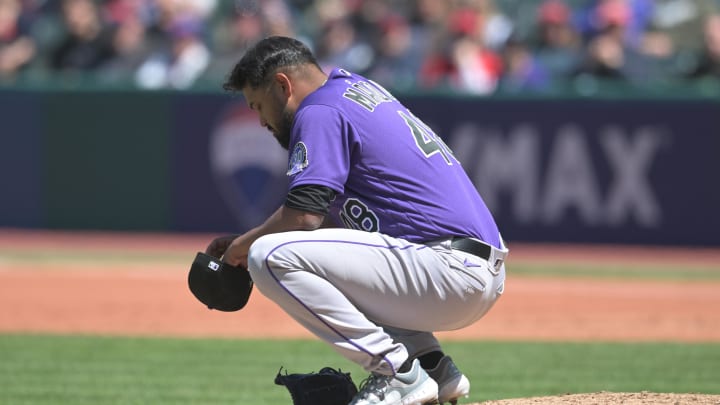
[275,366,358,405]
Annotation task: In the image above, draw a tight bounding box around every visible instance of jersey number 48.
[398,110,457,165]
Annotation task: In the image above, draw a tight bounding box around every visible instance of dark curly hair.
[223,36,321,91]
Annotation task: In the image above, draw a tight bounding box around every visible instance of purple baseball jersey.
[287,68,500,248]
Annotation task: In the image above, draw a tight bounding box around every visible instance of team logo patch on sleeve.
[286,142,309,176]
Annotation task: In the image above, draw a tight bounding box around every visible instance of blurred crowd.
[1,0,720,93]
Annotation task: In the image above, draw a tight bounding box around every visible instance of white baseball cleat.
[349,358,439,405]
[425,356,470,405]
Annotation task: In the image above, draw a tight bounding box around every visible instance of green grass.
[0,335,718,404]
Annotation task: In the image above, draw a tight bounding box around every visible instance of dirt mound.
[477,391,720,404]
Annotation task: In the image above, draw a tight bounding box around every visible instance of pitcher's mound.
[477,391,720,404]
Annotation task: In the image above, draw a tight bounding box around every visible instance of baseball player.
[207,36,508,405]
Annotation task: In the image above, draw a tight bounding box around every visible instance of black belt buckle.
[450,237,492,261]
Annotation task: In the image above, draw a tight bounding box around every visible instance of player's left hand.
[205,235,238,258]
[222,237,249,268]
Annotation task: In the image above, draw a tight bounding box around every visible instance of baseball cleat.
[350,359,439,405]
[425,356,470,404]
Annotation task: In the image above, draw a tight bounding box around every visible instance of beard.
[275,109,295,150]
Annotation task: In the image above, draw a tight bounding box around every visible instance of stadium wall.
[0,89,717,246]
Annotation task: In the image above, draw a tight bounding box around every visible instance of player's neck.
[290,67,328,105]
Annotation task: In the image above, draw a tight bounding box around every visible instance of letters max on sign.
[451,124,669,228]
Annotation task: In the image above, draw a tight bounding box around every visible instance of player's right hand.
[205,235,238,258]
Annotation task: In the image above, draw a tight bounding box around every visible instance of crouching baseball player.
[204,36,508,405]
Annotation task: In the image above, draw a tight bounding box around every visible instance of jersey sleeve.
[285,185,335,215]
[287,104,357,194]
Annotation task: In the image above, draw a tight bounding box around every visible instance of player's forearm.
[223,205,325,267]
[257,204,325,235]
[320,215,338,228]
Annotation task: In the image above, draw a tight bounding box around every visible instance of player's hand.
[205,235,238,258]
[221,238,249,269]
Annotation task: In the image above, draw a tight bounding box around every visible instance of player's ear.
[273,73,292,97]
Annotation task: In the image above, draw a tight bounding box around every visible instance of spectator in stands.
[353,0,396,33]
[499,36,550,93]
[0,0,36,78]
[140,0,214,54]
[571,0,651,82]
[684,13,720,79]
[206,4,264,77]
[50,0,117,72]
[532,0,582,82]
[650,0,718,52]
[365,13,423,90]
[403,0,450,87]
[409,0,451,49]
[259,0,295,37]
[5,0,718,91]
[314,16,374,74]
[215,8,264,49]
[97,0,150,80]
[576,0,654,48]
[441,6,503,94]
[185,0,217,20]
[468,0,513,51]
[134,12,210,89]
[579,0,675,60]
[206,0,296,81]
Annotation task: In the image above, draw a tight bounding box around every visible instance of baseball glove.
[275,366,358,405]
[187,252,253,312]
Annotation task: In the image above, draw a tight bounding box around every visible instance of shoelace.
[356,373,391,401]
